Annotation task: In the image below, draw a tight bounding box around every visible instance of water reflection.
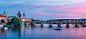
[0,24,86,39]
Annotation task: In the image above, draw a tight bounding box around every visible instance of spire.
[23,12,25,16]
[18,11,20,14]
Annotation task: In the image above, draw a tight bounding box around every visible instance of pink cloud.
[28,2,86,17]
[37,11,53,15]
[69,10,86,14]
[61,5,86,14]
[37,11,46,14]
[58,3,86,17]
[51,8,56,10]
[65,14,83,16]
[66,14,73,16]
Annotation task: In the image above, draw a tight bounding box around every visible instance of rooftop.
[0,14,9,18]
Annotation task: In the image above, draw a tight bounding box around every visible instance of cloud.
[36,11,53,15]
[34,0,85,5]
[61,5,86,14]
[0,0,25,4]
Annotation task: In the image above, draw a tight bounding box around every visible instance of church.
[0,11,9,23]
[17,12,34,21]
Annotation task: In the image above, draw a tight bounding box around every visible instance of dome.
[3,11,7,15]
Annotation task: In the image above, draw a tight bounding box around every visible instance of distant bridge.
[21,20,86,27]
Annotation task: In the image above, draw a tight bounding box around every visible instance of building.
[21,12,34,21]
[8,16,15,22]
[8,16,14,19]
[25,18,29,21]
[17,11,21,20]
[22,17,34,21]
[0,11,9,23]
[21,13,26,21]
[3,11,7,17]
[29,17,34,21]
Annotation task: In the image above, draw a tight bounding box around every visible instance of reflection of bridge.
[21,20,86,27]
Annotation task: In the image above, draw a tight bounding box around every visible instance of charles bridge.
[21,20,86,27]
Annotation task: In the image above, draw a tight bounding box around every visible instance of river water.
[0,24,86,39]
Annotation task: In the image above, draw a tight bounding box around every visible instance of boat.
[4,27,8,30]
[54,28,62,30]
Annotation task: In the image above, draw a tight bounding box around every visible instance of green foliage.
[7,19,10,23]
[82,20,85,21]
[11,16,20,22]
[0,22,2,24]
[1,19,5,23]
[31,19,39,21]
[6,22,12,25]
[14,16,20,22]
[4,23,6,25]
[11,16,20,26]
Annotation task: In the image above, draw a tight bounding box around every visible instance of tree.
[11,16,20,26]
[31,19,35,21]
[6,22,12,25]
[31,19,39,21]
[1,19,5,23]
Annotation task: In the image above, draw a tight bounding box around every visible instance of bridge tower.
[23,12,25,19]
[17,11,21,20]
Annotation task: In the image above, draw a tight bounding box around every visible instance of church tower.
[17,11,21,18]
[23,13,25,19]
[3,11,7,17]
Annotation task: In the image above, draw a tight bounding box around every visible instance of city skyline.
[0,0,86,20]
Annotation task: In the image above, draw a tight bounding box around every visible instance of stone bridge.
[21,20,86,27]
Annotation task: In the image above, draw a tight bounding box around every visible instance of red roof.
[0,14,9,18]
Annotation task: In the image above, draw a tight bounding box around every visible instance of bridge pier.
[32,22,36,27]
[66,23,69,27]
[49,23,52,27]
[80,22,83,25]
[82,24,86,27]
[82,21,86,27]
[40,21,44,27]
[49,21,52,27]
[66,20,69,27]
[74,23,78,27]
[30,22,36,27]
[58,23,61,27]
[40,23,44,27]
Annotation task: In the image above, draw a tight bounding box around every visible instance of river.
[0,24,86,39]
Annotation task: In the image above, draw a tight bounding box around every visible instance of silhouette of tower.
[17,11,21,18]
[23,13,25,19]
